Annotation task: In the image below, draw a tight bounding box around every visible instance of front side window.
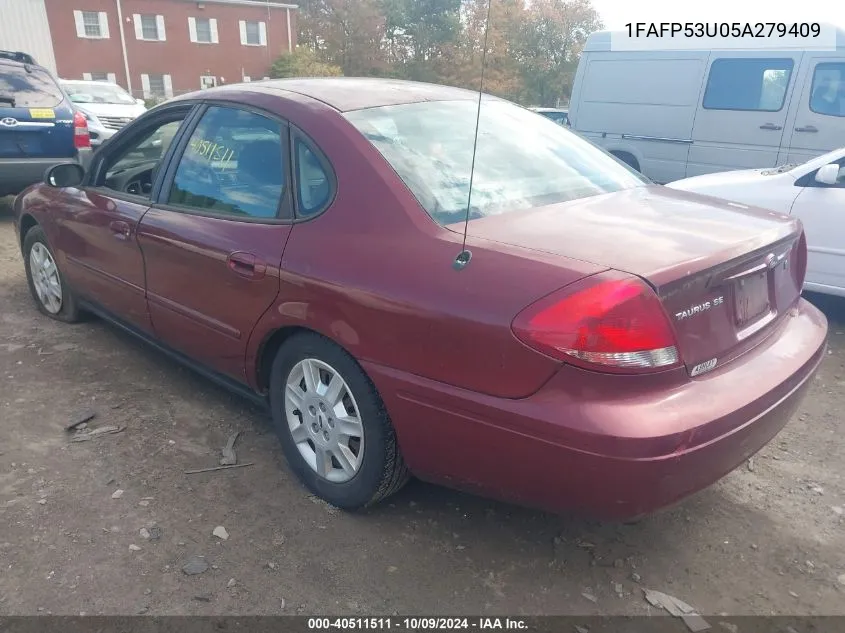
[345,99,647,226]
[703,58,794,112]
[168,106,285,219]
[100,118,186,198]
[810,62,845,118]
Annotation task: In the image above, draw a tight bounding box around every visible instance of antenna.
[453,0,493,272]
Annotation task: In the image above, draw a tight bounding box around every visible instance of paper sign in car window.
[29,108,56,119]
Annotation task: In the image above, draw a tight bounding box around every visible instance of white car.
[60,79,147,147]
[668,148,845,297]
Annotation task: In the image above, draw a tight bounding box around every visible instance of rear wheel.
[611,151,640,172]
[269,332,409,509]
[23,225,81,323]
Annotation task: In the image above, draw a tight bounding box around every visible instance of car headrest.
[237,139,283,186]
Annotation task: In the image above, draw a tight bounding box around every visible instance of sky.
[590,0,845,33]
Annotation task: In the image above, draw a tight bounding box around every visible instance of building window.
[239,20,266,46]
[189,17,218,44]
[134,14,166,41]
[73,10,109,39]
[141,74,173,100]
[703,58,794,112]
[84,72,110,82]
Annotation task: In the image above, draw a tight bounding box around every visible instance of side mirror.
[44,163,85,188]
[815,163,840,186]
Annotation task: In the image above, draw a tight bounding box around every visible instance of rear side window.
[703,58,794,112]
[810,62,845,118]
[0,62,64,108]
[295,140,332,217]
[168,106,286,219]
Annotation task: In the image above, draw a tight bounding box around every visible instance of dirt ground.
[1,198,844,618]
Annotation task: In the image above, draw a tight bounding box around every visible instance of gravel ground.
[1,198,844,617]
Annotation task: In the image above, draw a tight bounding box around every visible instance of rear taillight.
[512,272,681,373]
[795,230,808,289]
[73,111,90,149]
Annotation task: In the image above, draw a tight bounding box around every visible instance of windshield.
[63,81,136,105]
[345,99,647,225]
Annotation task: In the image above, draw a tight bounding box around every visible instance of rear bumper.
[365,298,827,520]
[0,151,90,196]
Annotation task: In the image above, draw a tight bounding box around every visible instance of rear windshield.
[0,61,64,108]
[345,99,647,226]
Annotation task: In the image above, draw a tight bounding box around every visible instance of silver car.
[60,79,147,147]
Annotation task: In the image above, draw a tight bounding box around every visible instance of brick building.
[2,0,297,100]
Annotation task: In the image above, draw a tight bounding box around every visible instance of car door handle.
[109,220,131,240]
[759,123,782,131]
[795,125,818,133]
[227,252,266,279]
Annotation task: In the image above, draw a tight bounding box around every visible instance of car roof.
[232,77,495,112]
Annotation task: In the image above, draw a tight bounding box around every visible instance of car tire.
[23,225,82,323]
[269,332,410,509]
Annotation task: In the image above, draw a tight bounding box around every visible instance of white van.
[569,29,845,183]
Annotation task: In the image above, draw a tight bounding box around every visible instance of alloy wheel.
[284,358,365,483]
[29,242,62,314]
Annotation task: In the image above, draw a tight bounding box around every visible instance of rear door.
[0,60,74,159]
[781,56,845,165]
[686,53,803,177]
[137,103,293,382]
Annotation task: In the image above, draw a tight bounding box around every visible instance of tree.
[517,0,602,105]
[382,0,462,80]
[270,47,343,78]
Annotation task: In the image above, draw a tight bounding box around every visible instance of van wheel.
[23,225,82,323]
[611,151,640,172]
[269,332,410,510]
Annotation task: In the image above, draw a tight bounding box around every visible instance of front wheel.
[23,225,81,323]
[269,332,409,509]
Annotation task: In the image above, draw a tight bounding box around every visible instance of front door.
[782,56,845,165]
[136,104,293,382]
[55,105,195,332]
[686,53,803,177]
[789,155,845,293]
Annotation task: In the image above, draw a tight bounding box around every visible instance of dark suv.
[0,51,91,197]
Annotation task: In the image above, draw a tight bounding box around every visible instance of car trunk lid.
[460,185,805,374]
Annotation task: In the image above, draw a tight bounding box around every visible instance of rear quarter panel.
[239,90,606,399]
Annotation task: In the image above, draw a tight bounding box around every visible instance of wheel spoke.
[333,444,358,477]
[314,446,331,478]
[285,383,304,410]
[47,278,61,299]
[290,423,309,444]
[44,260,57,278]
[301,359,321,394]
[335,414,363,440]
[322,374,344,406]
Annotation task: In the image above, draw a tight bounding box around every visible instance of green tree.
[517,0,602,106]
[270,47,343,78]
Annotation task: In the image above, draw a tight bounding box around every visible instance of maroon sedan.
[12,78,827,520]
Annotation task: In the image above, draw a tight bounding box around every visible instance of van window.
[809,62,845,118]
[703,58,794,112]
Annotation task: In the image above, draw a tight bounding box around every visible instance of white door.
[789,156,845,294]
[686,53,804,177]
[781,56,845,166]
